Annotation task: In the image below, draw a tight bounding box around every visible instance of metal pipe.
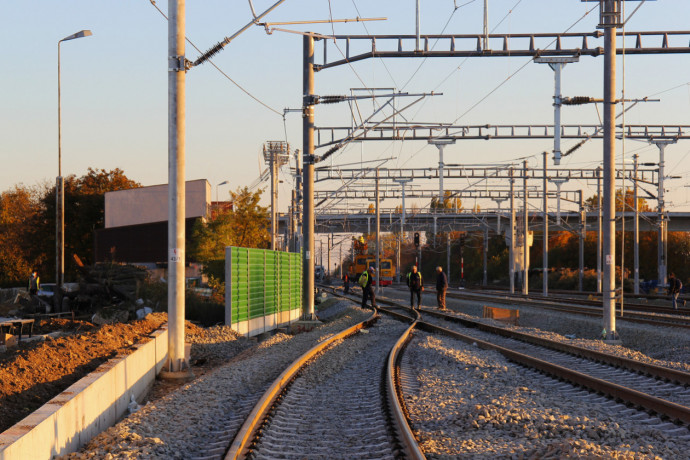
[168,0,187,372]
[302,34,315,319]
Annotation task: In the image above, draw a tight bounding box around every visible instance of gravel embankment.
[62,301,371,459]
[404,332,690,459]
[382,288,690,371]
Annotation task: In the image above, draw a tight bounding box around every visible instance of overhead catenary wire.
[147,0,283,117]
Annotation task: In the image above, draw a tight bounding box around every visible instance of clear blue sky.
[2,0,689,213]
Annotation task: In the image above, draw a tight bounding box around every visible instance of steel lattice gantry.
[315,31,690,70]
[314,124,690,149]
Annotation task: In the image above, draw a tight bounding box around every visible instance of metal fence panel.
[226,246,302,336]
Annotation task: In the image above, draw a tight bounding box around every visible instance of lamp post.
[57,29,92,311]
[216,180,229,204]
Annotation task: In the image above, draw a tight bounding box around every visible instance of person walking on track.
[359,266,377,309]
[668,272,685,310]
[436,266,448,310]
[407,265,423,310]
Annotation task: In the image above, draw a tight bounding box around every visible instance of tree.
[36,168,140,280]
[0,185,43,286]
[585,188,652,212]
[190,186,270,264]
[430,191,462,213]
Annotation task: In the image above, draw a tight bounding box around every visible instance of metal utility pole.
[542,151,549,296]
[579,190,585,292]
[535,56,579,165]
[447,233,451,283]
[483,0,489,50]
[294,149,302,253]
[597,166,603,294]
[650,139,676,287]
[428,139,456,204]
[302,34,315,320]
[375,169,381,293]
[509,167,516,294]
[633,154,640,295]
[57,29,92,312]
[491,197,507,234]
[263,141,288,250]
[601,0,619,342]
[168,0,187,372]
[523,160,529,295]
[549,178,569,225]
[327,235,331,277]
[483,226,488,286]
[415,0,421,51]
[394,178,412,281]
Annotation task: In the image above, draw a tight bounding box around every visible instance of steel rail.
[419,307,690,386]
[383,307,426,460]
[334,287,690,427]
[438,288,690,329]
[378,287,690,385]
[417,320,690,425]
[224,308,379,459]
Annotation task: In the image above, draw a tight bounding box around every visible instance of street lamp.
[57,29,92,311]
[216,180,229,203]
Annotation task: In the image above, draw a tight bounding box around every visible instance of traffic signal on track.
[414,232,420,248]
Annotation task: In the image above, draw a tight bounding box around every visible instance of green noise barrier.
[225,247,302,337]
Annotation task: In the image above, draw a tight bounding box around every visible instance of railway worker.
[407,265,423,310]
[343,273,350,295]
[28,270,40,295]
[359,266,377,309]
[435,266,448,310]
[668,272,685,310]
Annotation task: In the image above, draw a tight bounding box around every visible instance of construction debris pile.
[0,263,153,325]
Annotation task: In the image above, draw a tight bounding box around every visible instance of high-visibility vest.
[359,271,369,288]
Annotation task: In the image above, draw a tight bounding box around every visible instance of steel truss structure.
[315,124,690,149]
[315,31,690,71]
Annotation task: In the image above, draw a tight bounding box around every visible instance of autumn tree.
[190,187,269,287]
[430,191,462,213]
[585,188,652,212]
[0,185,43,286]
[37,168,140,279]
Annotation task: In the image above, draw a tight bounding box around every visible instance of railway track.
[224,306,424,460]
[358,290,690,433]
[322,288,690,455]
[382,284,690,329]
[458,285,690,318]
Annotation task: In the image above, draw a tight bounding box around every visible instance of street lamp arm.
[60,30,92,42]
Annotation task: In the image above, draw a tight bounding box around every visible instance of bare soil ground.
[0,313,170,434]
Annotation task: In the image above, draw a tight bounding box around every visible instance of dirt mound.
[0,313,167,434]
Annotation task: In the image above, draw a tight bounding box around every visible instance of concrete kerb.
[0,323,169,460]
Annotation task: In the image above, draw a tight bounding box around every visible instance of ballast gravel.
[61,301,371,459]
[404,332,688,459]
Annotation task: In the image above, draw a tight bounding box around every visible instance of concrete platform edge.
[0,324,169,460]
